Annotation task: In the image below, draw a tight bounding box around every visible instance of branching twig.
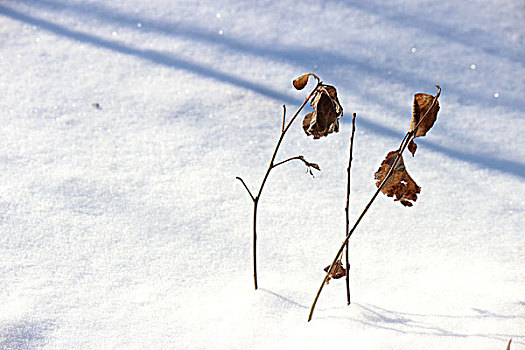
[345,113,357,305]
[308,86,441,321]
[237,80,322,290]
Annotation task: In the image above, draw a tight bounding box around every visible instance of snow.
[0,0,524,348]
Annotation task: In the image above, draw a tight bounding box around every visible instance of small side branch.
[236,177,255,202]
[272,155,320,171]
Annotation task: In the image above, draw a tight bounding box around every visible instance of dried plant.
[237,73,343,289]
[308,86,441,321]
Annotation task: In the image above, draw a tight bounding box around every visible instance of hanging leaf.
[323,260,347,284]
[302,85,343,139]
[408,139,418,157]
[292,73,319,90]
[374,151,420,207]
[408,86,441,156]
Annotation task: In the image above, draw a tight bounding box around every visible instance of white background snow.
[0,0,524,348]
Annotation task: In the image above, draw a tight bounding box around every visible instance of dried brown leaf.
[410,93,440,137]
[408,139,417,157]
[302,85,343,139]
[292,73,319,90]
[408,87,441,155]
[324,260,347,284]
[374,151,421,207]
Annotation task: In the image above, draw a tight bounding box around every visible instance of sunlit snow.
[0,0,524,349]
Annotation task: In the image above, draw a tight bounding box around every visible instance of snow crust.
[0,0,524,348]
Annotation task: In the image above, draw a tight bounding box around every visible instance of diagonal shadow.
[12,0,523,168]
[5,0,525,111]
[366,303,525,321]
[0,4,293,105]
[259,289,308,309]
[319,304,523,345]
[1,5,524,180]
[329,0,525,65]
[355,118,525,180]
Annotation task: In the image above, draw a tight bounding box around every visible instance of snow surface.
[0,0,524,348]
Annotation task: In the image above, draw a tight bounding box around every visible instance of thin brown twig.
[236,177,255,202]
[281,105,286,133]
[272,156,303,168]
[345,113,357,305]
[308,86,441,321]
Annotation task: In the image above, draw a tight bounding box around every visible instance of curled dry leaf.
[408,86,441,156]
[374,151,420,207]
[292,73,319,90]
[303,85,343,139]
[323,260,347,284]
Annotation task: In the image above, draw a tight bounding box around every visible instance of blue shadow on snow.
[4,0,525,111]
[1,4,523,180]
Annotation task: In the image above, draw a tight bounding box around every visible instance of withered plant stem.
[237,81,322,290]
[345,113,357,306]
[308,86,440,321]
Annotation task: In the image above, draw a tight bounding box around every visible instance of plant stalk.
[345,113,357,305]
[253,198,258,289]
